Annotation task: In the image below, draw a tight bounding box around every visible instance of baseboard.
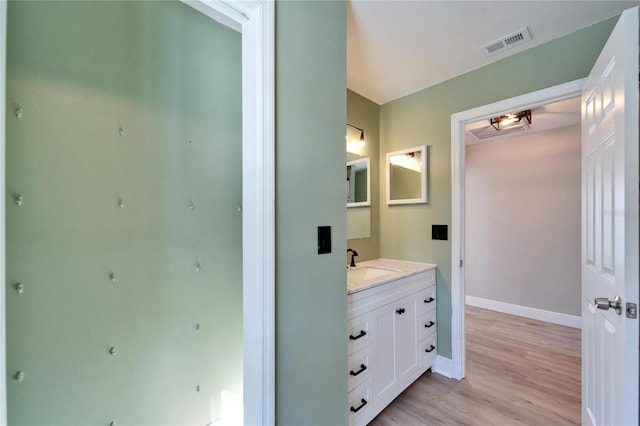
[433,355,453,378]
[465,296,581,329]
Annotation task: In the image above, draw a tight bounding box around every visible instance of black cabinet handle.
[424,321,435,328]
[349,330,366,341]
[395,308,405,315]
[425,345,436,353]
[424,297,435,303]
[349,364,367,377]
[350,398,368,413]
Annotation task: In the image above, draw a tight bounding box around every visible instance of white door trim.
[450,78,584,380]
[0,1,275,425]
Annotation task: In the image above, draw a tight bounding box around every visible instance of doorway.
[450,79,584,379]
[463,96,582,325]
[0,1,274,424]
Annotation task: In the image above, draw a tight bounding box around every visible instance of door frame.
[0,1,275,425]
[450,78,584,380]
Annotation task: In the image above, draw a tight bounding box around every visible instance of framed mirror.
[386,145,427,205]
[347,157,370,207]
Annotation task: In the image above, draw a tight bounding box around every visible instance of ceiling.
[347,0,640,105]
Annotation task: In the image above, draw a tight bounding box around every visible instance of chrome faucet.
[347,248,359,268]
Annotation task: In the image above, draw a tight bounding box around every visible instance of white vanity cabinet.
[347,262,436,426]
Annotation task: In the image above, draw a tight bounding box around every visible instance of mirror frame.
[347,157,371,207]
[386,145,427,205]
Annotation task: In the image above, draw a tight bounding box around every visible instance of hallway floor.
[369,306,581,425]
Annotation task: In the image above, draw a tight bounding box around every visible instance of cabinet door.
[373,293,420,404]
[373,305,397,401]
[396,294,419,381]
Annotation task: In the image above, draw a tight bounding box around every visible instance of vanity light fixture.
[490,109,532,131]
[347,123,366,147]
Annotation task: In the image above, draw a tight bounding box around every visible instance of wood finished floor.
[369,306,581,426]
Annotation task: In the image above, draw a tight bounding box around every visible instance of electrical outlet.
[432,225,448,241]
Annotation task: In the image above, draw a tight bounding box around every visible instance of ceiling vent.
[466,123,531,143]
[482,27,532,55]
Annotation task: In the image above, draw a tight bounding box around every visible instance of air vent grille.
[504,32,525,46]
[485,41,505,54]
[468,124,530,141]
[482,27,532,55]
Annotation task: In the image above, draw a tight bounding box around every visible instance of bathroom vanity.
[347,259,437,426]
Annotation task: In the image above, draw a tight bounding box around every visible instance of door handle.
[350,398,367,413]
[595,296,623,315]
[349,330,367,340]
[349,364,367,377]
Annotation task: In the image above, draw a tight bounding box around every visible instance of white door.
[582,7,639,426]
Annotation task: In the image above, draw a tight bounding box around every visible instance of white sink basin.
[348,266,397,281]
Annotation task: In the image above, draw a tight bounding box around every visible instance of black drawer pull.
[350,398,368,413]
[424,321,435,328]
[425,345,436,353]
[424,297,435,303]
[349,330,366,341]
[395,308,405,315]
[349,364,367,377]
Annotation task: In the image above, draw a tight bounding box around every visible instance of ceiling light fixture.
[490,109,532,131]
[346,123,366,147]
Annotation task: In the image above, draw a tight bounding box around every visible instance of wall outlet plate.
[432,224,448,241]
[318,226,331,254]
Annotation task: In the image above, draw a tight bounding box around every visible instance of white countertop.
[347,258,437,295]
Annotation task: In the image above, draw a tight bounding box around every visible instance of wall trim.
[433,355,453,379]
[466,296,582,329]
[450,78,585,381]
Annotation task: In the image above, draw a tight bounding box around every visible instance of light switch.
[317,226,331,254]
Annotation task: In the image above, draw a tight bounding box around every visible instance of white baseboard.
[433,355,453,378]
[465,296,581,329]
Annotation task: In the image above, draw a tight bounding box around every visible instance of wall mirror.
[386,145,427,205]
[347,157,370,207]
[346,123,371,240]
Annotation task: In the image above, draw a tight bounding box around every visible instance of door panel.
[374,306,397,400]
[581,7,639,426]
[397,295,419,380]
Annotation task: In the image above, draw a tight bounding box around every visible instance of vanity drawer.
[348,377,373,426]
[348,346,372,391]
[348,313,372,355]
[417,286,436,314]
[420,333,437,369]
[418,310,437,342]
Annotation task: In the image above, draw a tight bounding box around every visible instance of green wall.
[276,1,348,425]
[275,1,347,425]
[379,17,617,358]
[7,1,242,424]
[354,169,367,202]
[346,89,380,262]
